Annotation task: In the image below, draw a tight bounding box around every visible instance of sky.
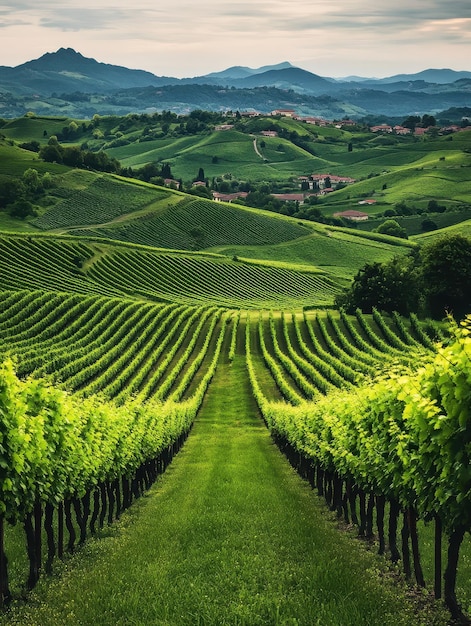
[1,0,470,78]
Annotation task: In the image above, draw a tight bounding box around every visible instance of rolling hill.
[0,132,421,307]
[1,108,471,626]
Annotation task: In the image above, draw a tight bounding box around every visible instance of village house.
[212,191,248,203]
[260,130,278,137]
[214,124,234,131]
[271,193,307,203]
[271,109,296,117]
[164,178,181,190]
[298,173,356,191]
[393,125,411,135]
[370,124,393,133]
[333,210,369,221]
[303,116,330,126]
[335,119,356,128]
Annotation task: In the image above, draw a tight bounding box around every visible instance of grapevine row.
[247,314,471,621]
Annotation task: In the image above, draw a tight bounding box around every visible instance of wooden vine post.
[0,516,10,606]
[434,515,442,600]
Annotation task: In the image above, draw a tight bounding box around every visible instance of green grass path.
[1,354,444,626]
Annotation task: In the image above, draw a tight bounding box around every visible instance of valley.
[0,107,470,624]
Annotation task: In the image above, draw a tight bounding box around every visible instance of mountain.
[229,67,334,93]
[201,62,294,80]
[0,47,176,95]
[374,68,471,85]
[0,48,470,119]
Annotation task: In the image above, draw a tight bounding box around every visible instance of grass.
[214,226,412,280]
[0,352,448,626]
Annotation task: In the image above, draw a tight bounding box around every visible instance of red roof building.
[212,191,248,203]
[333,210,369,221]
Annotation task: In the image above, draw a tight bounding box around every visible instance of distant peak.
[21,47,98,70]
[49,47,83,57]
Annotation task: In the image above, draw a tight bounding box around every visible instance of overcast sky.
[1,0,470,78]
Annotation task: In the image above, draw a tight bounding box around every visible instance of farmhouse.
[298,173,356,190]
[271,109,296,117]
[370,124,393,133]
[214,124,234,131]
[272,193,307,203]
[260,130,278,137]
[393,125,411,135]
[335,119,356,128]
[212,191,248,203]
[303,116,329,126]
[163,178,181,190]
[333,210,369,221]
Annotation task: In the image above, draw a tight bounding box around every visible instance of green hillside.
[0,234,341,308]
[413,217,471,242]
[2,115,471,224]
[1,116,471,625]
[67,197,311,250]
[0,135,416,290]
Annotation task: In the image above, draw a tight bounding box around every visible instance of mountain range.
[0,48,470,120]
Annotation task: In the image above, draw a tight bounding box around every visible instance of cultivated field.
[0,115,470,624]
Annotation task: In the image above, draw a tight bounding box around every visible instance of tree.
[161,162,172,179]
[421,114,436,127]
[335,254,421,315]
[420,234,471,319]
[9,199,35,219]
[62,146,84,168]
[39,144,63,164]
[22,168,42,195]
[196,167,205,182]
[19,140,40,153]
[0,179,25,209]
[421,218,438,232]
[188,185,212,199]
[402,115,421,131]
[375,219,408,239]
[427,199,446,213]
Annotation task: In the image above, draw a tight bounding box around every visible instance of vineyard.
[68,197,311,250]
[3,276,471,620]
[32,175,168,231]
[1,131,471,623]
[0,235,341,308]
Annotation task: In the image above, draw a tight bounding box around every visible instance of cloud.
[39,7,131,32]
[0,0,469,76]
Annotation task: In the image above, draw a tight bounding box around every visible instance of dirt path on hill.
[252,136,265,159]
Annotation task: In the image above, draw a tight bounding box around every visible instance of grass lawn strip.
[0,355,447,625]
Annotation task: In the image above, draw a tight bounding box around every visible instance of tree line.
[335,234,471,320]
